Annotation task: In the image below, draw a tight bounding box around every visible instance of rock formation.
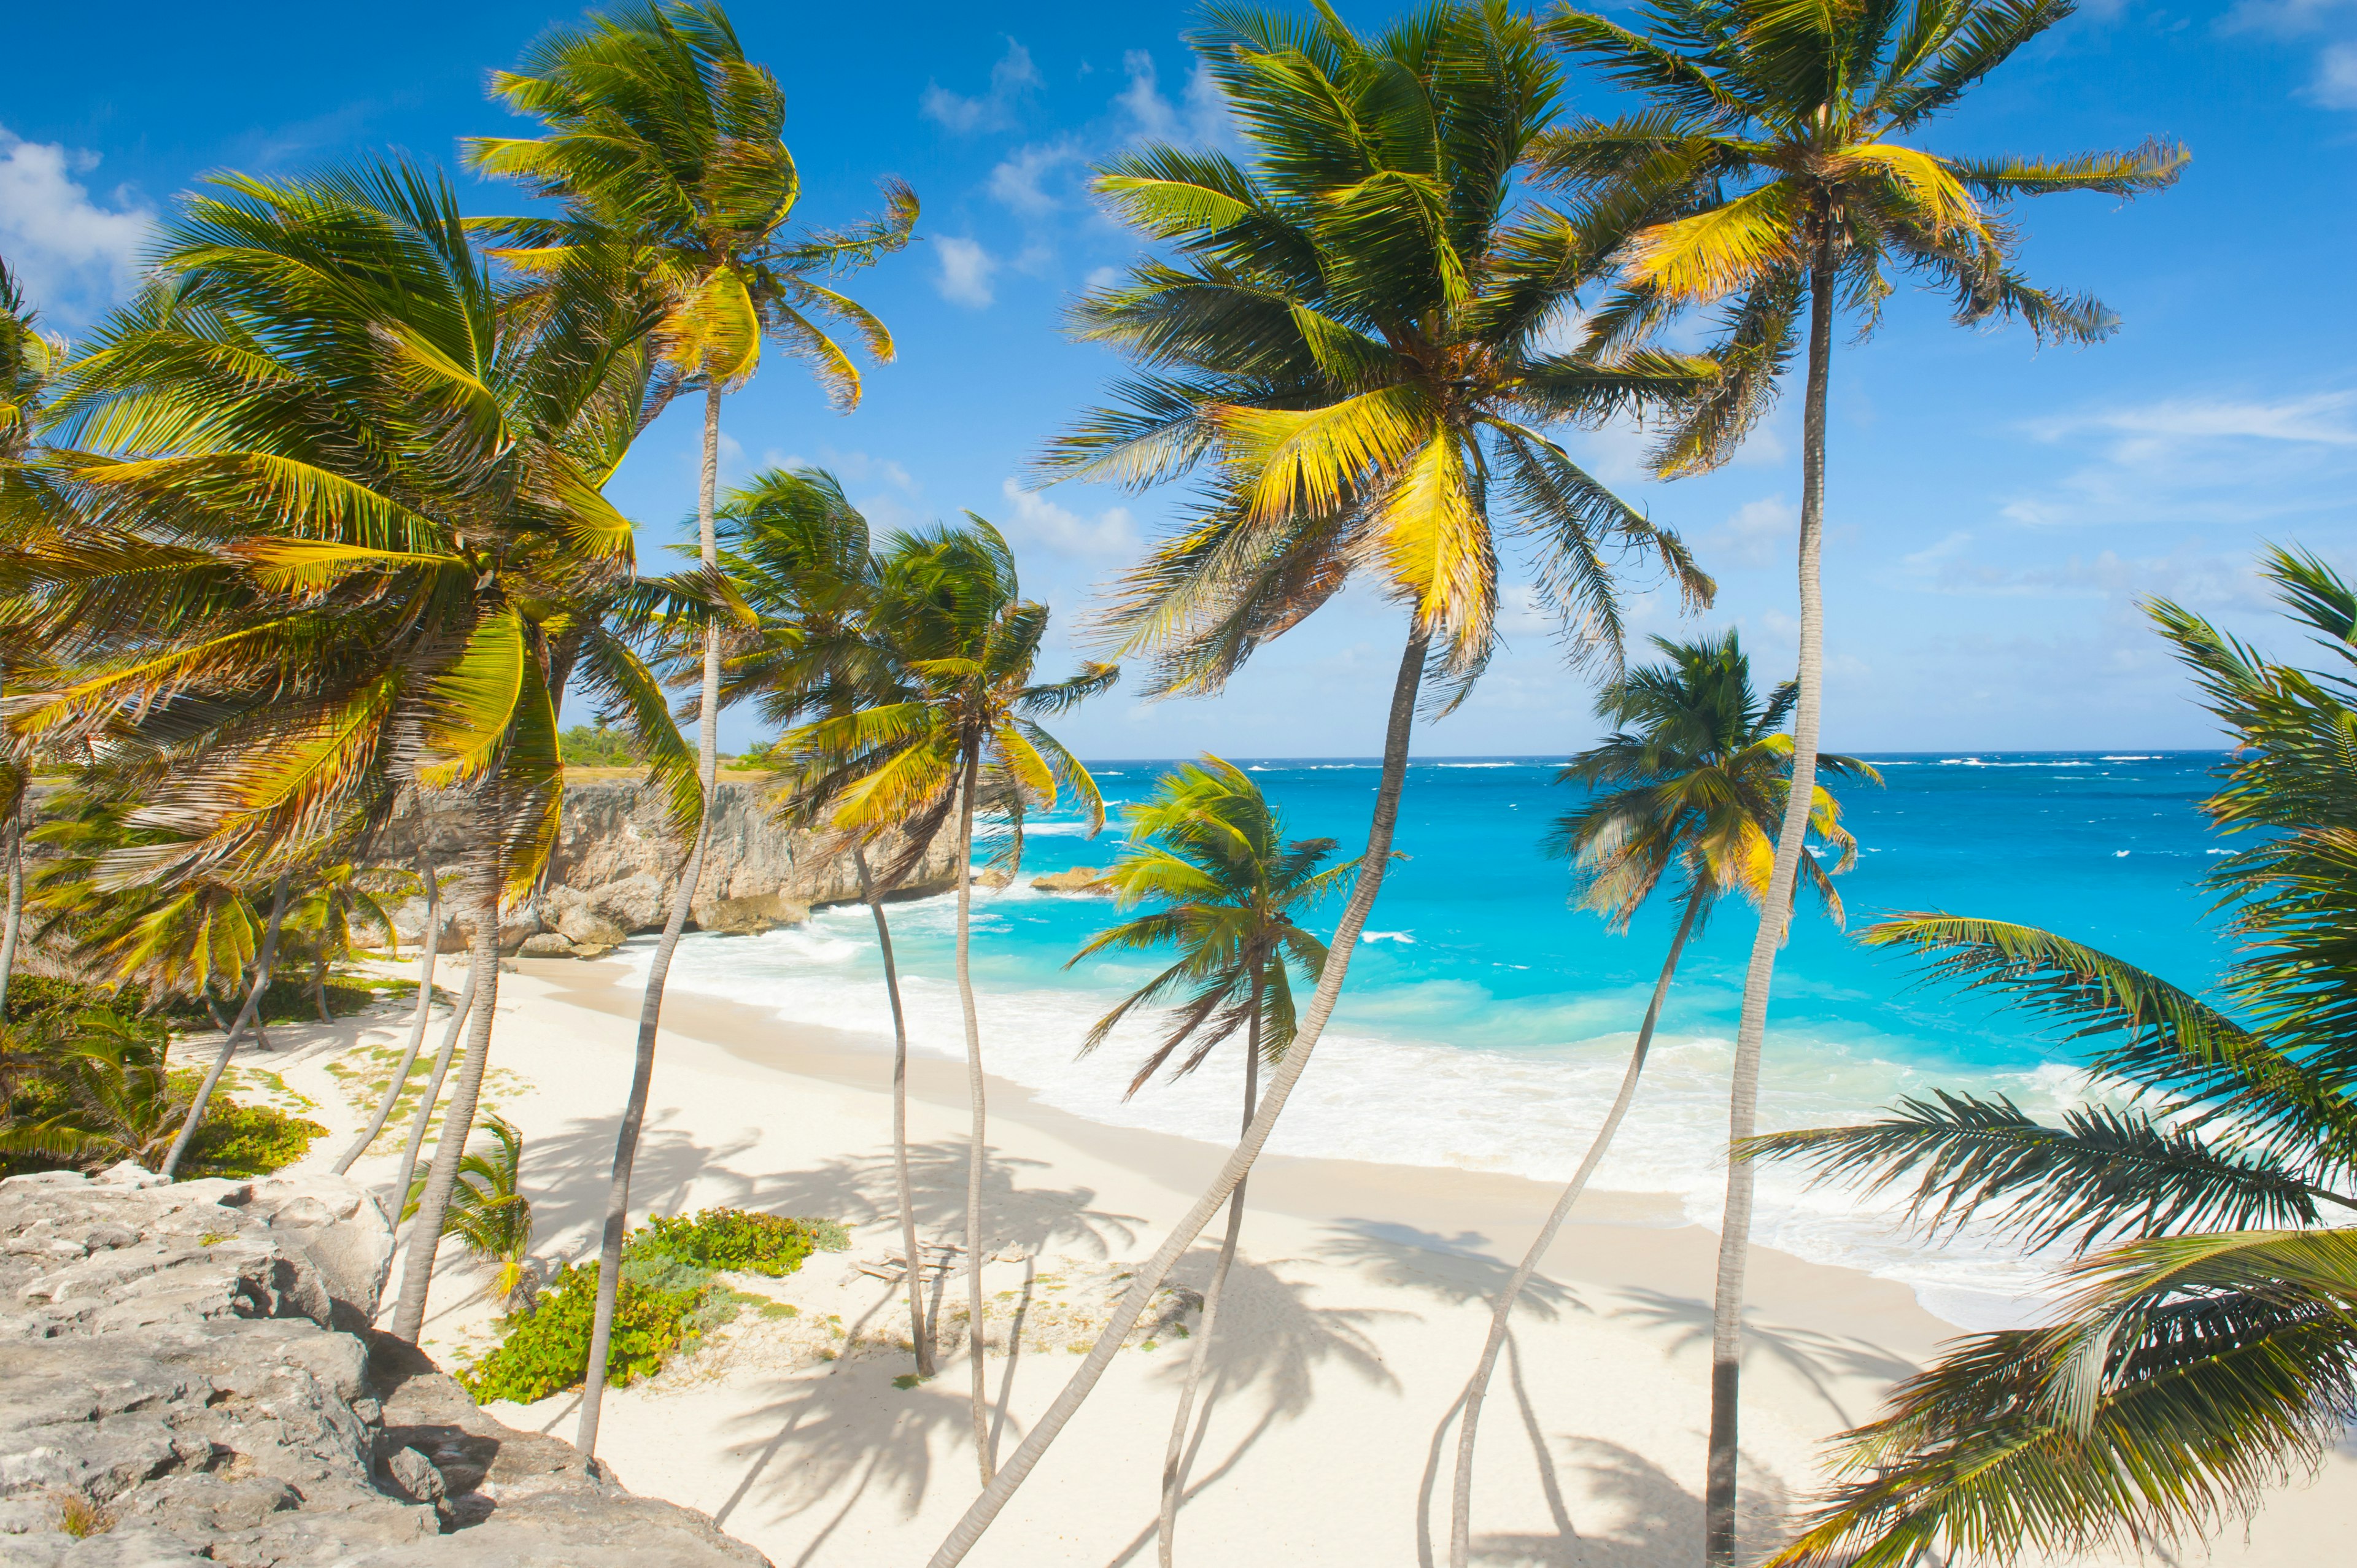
[1029,867,1114,895]
[0,1167,769,1566]
[379,778,957,956]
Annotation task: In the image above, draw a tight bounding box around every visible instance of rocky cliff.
[0,1167,768,1567]
[381,776,957,956]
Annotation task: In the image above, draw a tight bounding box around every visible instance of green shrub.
[184,1096,324,1177]
[635,1208,846,1276]
[458,1259,700,1405]
[559,722,642,768]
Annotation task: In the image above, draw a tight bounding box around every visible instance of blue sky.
[7,1,2353,757]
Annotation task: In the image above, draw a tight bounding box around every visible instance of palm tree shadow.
[710,1360,972,1532]
[1313,1218,1585,1319]
[1461,1437,1791,1568]
[508,1111,765,1249]
[1604,1286,1916,1430]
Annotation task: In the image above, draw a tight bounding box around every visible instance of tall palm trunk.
[391,963,478,1212]
[161,874,292,1179]
[1157,965,1263,1567]
[0,808,23,1024]
[335,855,444,1174]
[857,843,931,1377]
[951,746,992,1482]
[1704,244,1833,1568]
[1450,887,1705,1567]
[927,624,1431,1568]
[577,380,726,1456]
[311,954,331,1022]
[392,840,506,1343]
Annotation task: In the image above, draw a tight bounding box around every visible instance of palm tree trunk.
[391,962,478,1213]
[951,746,992,1483]
[392,841,506,1343]
[1704,245,1834,1568]
[161,875,292,1180]
[926,624,1431,1568]
[202,987,230,1033]
[857,843,931,1377]
[312,954,331,1022]
[1157,967,1263,1567]
[1450,887,1705,1568]
[0,808,25,1025]
[335,856,444,1175]
[576,379,726,1457]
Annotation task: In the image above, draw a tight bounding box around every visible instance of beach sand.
[249,958,2351,1567]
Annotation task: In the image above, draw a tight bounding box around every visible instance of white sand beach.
[246,958,2354,1567]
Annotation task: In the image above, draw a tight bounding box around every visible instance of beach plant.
[404,1112,536,1312]
[1067,755,1352,1567]
[25,160,684,1331]
[281,862,400,1022]
[775,514,1112,1480]
[1747,547,2357,1567]
[929,4,1714,1556]
[710,465,940,1377]
[1530,5,2185,1549]
[460,0,916,1458]
[1448,630,1873,1564]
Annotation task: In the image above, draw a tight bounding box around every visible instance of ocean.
[629,751,2237,1329]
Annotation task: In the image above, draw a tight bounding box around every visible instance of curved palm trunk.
[391,963,478,1212]
[1703,249,1834,1568]
[577,380,726,1457]
[1157,968,1263,1567]
[1450,887,1705,1567]
[335,856,443,1175]
[857,843,932,1377]
[392,842,507,1343]
[0,808,25,1024]
[161,875,292,1180]
[951,749,992,1482]
[312,954,331,1022]
[927,625,1430,1568]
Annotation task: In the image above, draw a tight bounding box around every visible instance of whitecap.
[1361,930,1415,944]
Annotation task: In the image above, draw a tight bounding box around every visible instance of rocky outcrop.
[1030,867,1113,895]
[381,779,956,955]
[0,1168,769,1567]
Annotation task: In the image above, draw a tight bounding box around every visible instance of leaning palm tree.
[1067,755,1349,1567]
[24,161,684,1327]
[1752,547,2357,1568]
[929,4,1712,1556]
[714,466,939,1376]
[404,1112,536,1315]
[1449,630,1873,1566]
[1531,7,2183,1550]
[776,514,1112,1483]
[460,1,916,1454]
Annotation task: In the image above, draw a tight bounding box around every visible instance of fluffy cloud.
[1115,50,1236,147]
[0,126,152,324]
[996,478,1137,557]
[2005,390,2357,528]
[1708,496,1798,570]
[935,237,999,308]
[988,141,1084,215]
[921,40,1041,134]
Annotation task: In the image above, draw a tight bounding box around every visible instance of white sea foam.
[621,902,2103,1327]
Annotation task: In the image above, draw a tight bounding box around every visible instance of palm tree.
[282,860,400,1021]
[713,466,939,1376]
[1751,547,2357,1568]
[1448,630,1873,1566]
[404,1111,535,1315]
[460,1,916,1455]
[776,514,1112,1483]
[1530,7,2183,1550]
[0,1011,187,1172]
[1067,754,1350,1567]
[333,857,454,1174]
[930,5,1711,1556]
[390,963,481,1217]
[23,161,683,1330]
[0,258,64,1023]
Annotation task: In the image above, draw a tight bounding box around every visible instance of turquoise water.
[640,751,2235,1324]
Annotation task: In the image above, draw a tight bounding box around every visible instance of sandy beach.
[239,957,2355,1567]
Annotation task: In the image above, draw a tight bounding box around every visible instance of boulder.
[690,892,810,936]
[975,868,1015,892]
[516,933,577,959]
[1030,867,1113,894]
[551,905,627,949]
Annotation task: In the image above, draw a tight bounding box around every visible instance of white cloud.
[2221,0,2351,34]
[996,477,1137,557]
[921,40,1042,134]
[1115,51,1236,147]
[1085,265,1122,292]
[988,141,1084,215]
[0,125,152,325]
[2313,40,2357,104]
[935,237,999,308]
[2026,391,2357,447]
[1894,532,2275,612]
[2006,390,2357,528]
[1707,496,1797,570]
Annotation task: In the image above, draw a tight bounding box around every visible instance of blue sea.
[638,751,2237,1326]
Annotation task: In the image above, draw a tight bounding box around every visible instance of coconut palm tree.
[282,861,400,1021]
[0,258,65,1022]
[22,160,684,1330]
[929,4,1712,1556]
[713,466,939,1375]
[460,2,916,1454]
[1066,754,1351,1567]
[1449,630,1874,1566]
[1529,9,2183,1550]
[333,857,454,1174]
[0,1010,187,1172]
[775,514,1112,1483]
[405,1111,535,1315]
[1751,547,2357,1568]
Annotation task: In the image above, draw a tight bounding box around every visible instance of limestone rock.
[976,868,1015,892]
[551,904,626,949]
[1029,867,1112,894]
[689,892,810,936]
[515,934,576,959]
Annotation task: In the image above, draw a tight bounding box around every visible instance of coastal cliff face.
[380,778,957,955]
